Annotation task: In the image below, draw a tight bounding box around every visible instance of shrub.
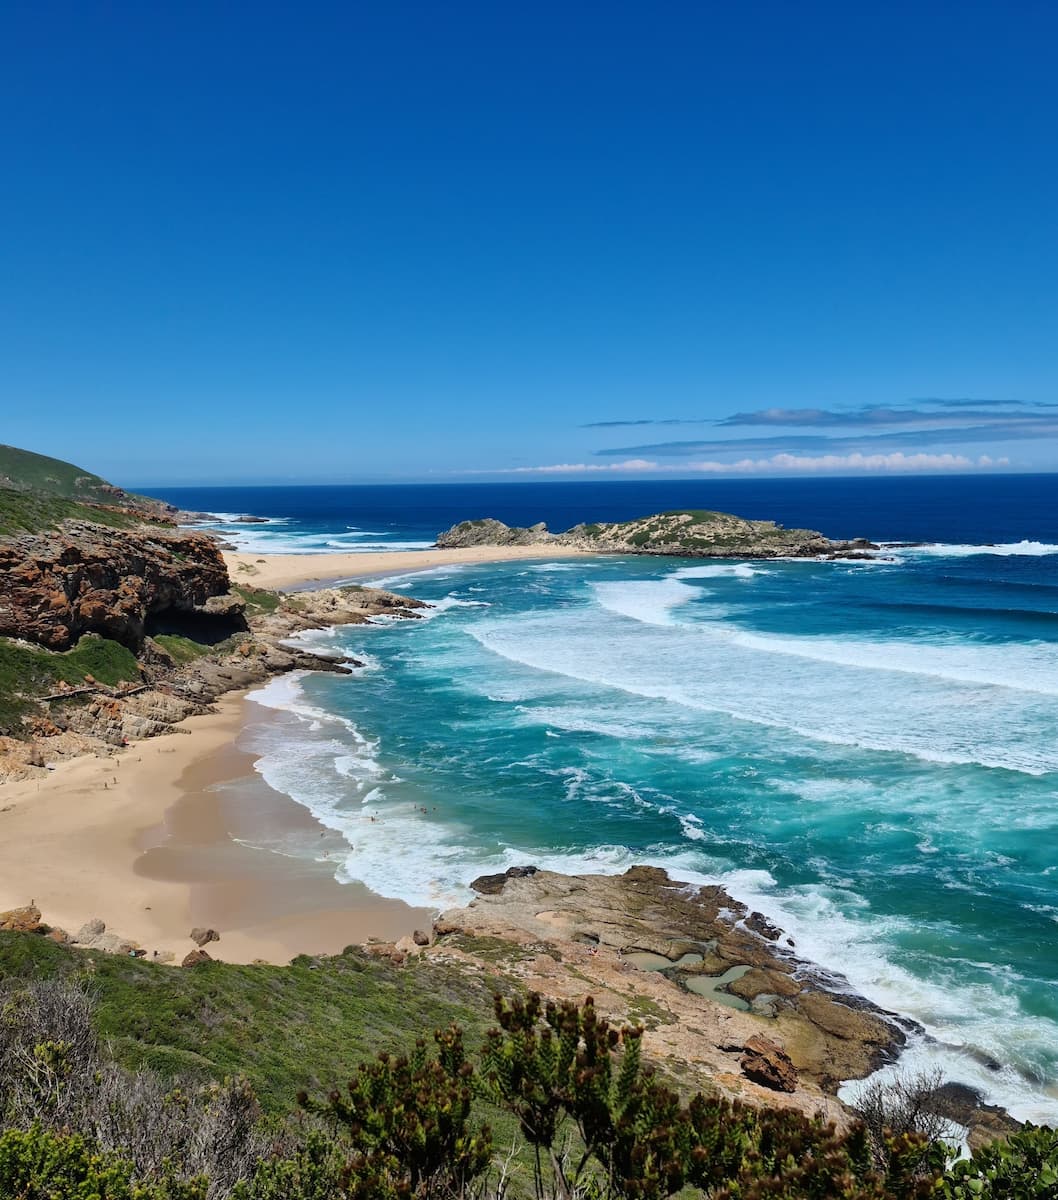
[942,1124,1058,1198]
[0,1126,207,1199]
[300,1024,493,1199]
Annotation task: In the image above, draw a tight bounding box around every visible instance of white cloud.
[480,452,1006,476]
[478,459,660,474]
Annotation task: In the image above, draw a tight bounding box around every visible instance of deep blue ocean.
[149,476,1058,1121]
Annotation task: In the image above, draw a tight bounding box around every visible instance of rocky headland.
[411,866,1018,1145]
[437,510,877,559]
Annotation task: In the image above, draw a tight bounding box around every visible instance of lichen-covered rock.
[0,522,238,651]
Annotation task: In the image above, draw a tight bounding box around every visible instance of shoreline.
[222,543,596,590]
[0,690,430,964]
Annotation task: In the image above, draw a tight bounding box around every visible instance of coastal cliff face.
[0,582,427,781]
[0,522,238,652]
[437,510,876,559]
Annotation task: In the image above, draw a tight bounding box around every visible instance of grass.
[0,933,507,1113]
[0,635,142,734]
[0,444,113,502]
[0,445,171,533]
[231,585,281,616]
[151,634,213,665]
[0,488,165,536]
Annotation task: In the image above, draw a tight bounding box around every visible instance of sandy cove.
[0,691,430,965]
[0,555,499,967]
[222,543,594,590]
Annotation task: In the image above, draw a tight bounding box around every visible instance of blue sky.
[2,2,1056,485]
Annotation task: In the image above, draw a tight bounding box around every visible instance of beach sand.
[223,542,593,590]
[0,693,430,964]
[0,547,544,965]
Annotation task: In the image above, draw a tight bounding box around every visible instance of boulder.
[740,1035,798,1093]
[181,949,212,967]
[412,929,431,946]
[470,865,539,895]
[0,903,44,933]
[190,927,220,947]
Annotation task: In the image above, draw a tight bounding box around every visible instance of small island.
[437,509,877,559]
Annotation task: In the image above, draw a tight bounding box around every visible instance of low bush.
[2,970,1056,1199]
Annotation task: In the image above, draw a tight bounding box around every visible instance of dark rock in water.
[932,1081,1022,1150]
[740,1035,798,1092]
[232,515,269,524]
[470,865,539,895]
[190,927,220,947]
[745,910,784,941]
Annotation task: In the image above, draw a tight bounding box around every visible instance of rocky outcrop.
[0,581,428,780]
[436,518,552,548]
[437,512,877,560]
[425,865,913,1113]
[0,521,236,651]
[0,903,45,933]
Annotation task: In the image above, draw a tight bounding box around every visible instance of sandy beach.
[0,546,593,968]
[0,692,430,964]
[223,542,594,590]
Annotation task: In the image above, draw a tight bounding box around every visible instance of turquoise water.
[242,543,1058,1122]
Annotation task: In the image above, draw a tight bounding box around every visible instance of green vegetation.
[0,487,164,536]
[0,933,499,1112]
[231,585,282,617]
[942,1125,1058,1196]
[0,443,115,503]
[151,634,213,665]
[0,635,141,734]
[1,942,1056,1198]
[0,445,170,534]
[657,510,723,524]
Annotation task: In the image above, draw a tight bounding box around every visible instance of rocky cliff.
[0,522,239,651]
[436,510,876,559]
[0,582,427,781]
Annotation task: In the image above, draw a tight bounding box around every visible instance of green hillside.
[0,443,119,502]
[0,443,169,535]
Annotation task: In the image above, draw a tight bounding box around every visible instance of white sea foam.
[591,578,703,625]
[467,608,1058,774]
[362,564,470,589]
[894,540,1058,558]
[728,628,1058,698]
[671,563,766,579]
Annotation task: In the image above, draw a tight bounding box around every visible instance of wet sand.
[0,693,430,964]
